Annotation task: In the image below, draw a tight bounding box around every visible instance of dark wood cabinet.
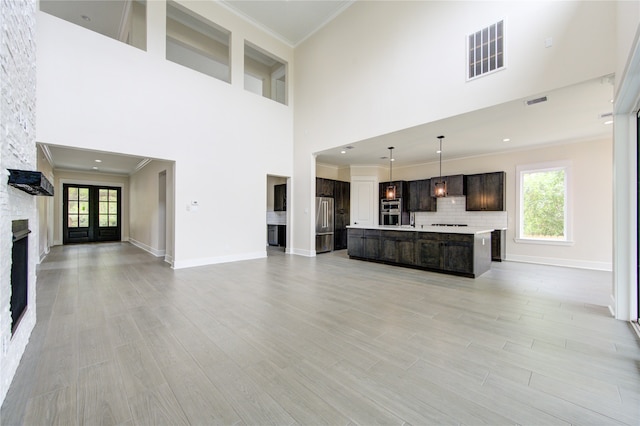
[347,228,364,257]
[334,180,350,250]
[491,229,506,261]
[380,231,416,265]
[408,179,436,212]
[316,178,335,197]
[441,235,474,274]
[363,230,381,259]
[274,184,286,211]
[430,174,464,197]
[464,171,505,211]
[379,181,408,200]
[267,225,286,247]
[348,228,491,278]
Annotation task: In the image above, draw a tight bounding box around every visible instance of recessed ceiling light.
[503,138,510,142]
[604,120,613,125]
[340,150,346,154]
[94,159,102,163]
[390,158,395,162]
[436,150,441,154]
[81,15,91,22]
[92,166,99,170]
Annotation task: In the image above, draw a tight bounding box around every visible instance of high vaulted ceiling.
[37,1,614,174]
[220,0,355,46]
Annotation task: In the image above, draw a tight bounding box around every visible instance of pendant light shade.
[386,146,396,200]
[434,136,447,198]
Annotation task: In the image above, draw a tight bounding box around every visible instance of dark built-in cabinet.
[408,179,436,212]
[429,174,464,197]
[464,172,505,211]
[334,180,350,250]
[268,225,286,247]
[347,228,491,278]
[274,184,286,211]
[316,178,335,197]
[379,181,408,201]
[316,177,350,250]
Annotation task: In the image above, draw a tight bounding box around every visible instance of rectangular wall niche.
[11,220,30,335]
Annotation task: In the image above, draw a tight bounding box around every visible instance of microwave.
[381,199,401,212]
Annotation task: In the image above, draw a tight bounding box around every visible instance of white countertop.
[347,224,494,235]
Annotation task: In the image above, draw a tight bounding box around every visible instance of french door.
[63,184,121,244]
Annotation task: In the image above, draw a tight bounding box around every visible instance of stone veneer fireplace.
[0,0,38,405]
[10,220,30,335]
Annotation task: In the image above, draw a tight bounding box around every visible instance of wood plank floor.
[2,242,639,425]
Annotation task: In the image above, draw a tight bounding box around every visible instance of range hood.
[7,169,54,196]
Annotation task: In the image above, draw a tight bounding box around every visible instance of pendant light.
[434,136,447,198]
[386,146,396,200]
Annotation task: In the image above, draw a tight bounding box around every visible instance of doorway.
[63,184,122,244]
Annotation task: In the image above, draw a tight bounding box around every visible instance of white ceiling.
[37,1,614,174]
[41,145,151,175]
[316,76,615,168]
[219,0,355,46]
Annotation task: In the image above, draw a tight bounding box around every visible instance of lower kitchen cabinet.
[348,227,491,278]
[347,229,381,258]
[381,231,416,265]
[415,233,473,274]
[347,228,364,257]
[491,229,506,261]
[267,225,286,247]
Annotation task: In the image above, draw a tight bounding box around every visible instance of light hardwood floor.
[2,242,639,425]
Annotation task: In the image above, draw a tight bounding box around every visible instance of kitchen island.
[346,225,493,278]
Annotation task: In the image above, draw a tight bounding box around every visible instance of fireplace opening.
[11,219,30,335]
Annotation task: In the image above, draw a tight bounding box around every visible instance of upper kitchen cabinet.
[429,174,464,197]
[408,179,436,212]
[379,181,408,200]
[274,183,286,211]
[464,171,506,211]
[316,178,335,197]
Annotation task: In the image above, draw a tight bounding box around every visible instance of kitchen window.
[515,161,573,245]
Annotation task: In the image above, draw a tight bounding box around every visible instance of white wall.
[293,0,616,256]
[51,170,130,246]
[129,160,175,260]
[612,1,640,321]
[36,0,294,269]
[393,138,613,270]
[36,145,54,262]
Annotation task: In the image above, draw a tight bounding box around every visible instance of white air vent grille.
[468,20,504,80]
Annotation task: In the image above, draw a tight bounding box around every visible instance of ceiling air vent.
[598,112,613,119]
[525,96,547,106]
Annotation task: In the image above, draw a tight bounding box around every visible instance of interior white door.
[351,178,378,227]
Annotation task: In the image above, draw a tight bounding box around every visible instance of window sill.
[514,238,574,246]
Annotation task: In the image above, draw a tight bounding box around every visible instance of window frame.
[515,161,574,246]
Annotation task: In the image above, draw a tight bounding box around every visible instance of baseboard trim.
[172,251,267,269]
[289,248,315,257]
[506,254,612,271]
[128,238,166,258]
[631,321,640,340]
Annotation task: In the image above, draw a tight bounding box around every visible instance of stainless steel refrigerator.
[315,197,334,253]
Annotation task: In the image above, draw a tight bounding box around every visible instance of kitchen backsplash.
[266,211,287,225]
[413,196,508,229]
